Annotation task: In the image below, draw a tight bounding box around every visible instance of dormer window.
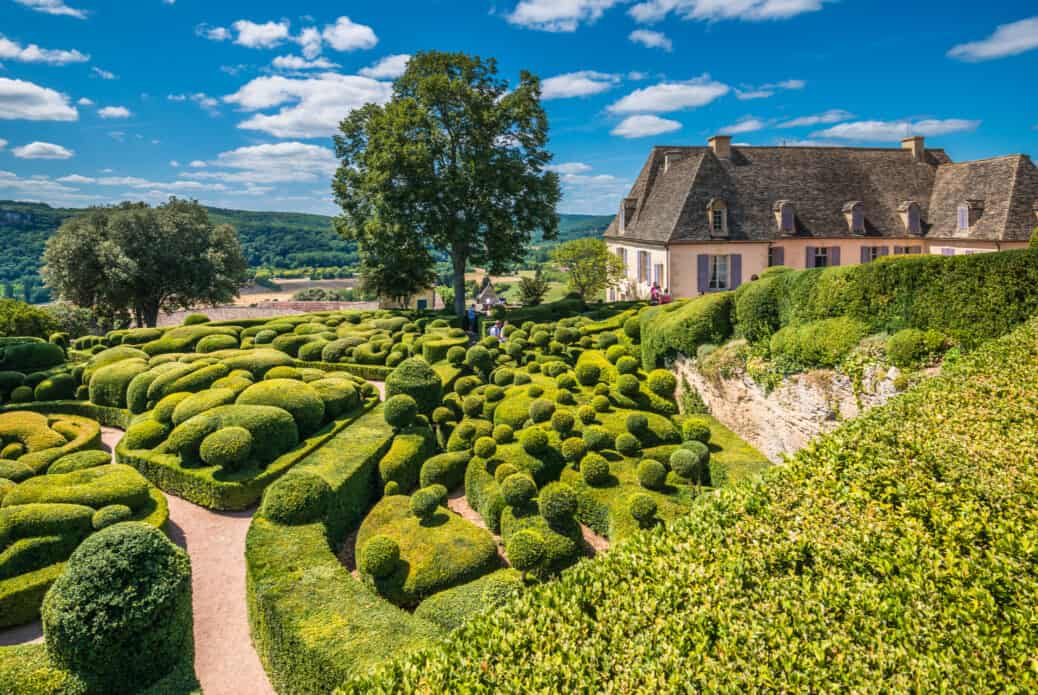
[958,200,985,231]
[842,201,865,235]
[773,200,795,235]
[898,201,922,236]
[957,205,969,231]
[620,197,637,234]
[707,198,728,237]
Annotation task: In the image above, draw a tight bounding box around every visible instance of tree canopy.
[42,199,248,327]
[333,51,561,315]
[551,238,626,301]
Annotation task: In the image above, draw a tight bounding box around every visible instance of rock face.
[674,355,905,463]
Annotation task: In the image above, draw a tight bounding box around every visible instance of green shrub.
[681,417,712,444]
[492,424,514,444]
[886,328,947,368]
[183,313,210,325]
[521,428,549,455]
[384,395,419,430]
[260,472,331,525]
[409,487,441,520]
[0,341,65,373]
[171,387,237,426]
[529,399,555,423]
[41,522,191,693]
[236,378,326,436]
[616,374,640,397]
[623,317,641,340]
[505,529,544,578]
[637,459,667,490]
[33,373,77,401]
[200,426,254,470]
[770,317,869,369]
[616,433,641,457]
[647,370,676,398]
[583,426,613,452]
[615,356,639,375]
[196,334,238,353]
[591,395,610,413]
[474,436,497,459]
[48,450,111,475]
[581,454,609,486]
[462,395,485,418]
[89,358,150,408]
[465,346,493,375]
[9,385,34,403]
[628,494,657,527]
[560,437,586,464]
[310,378,361,419]
[671,441,709,483]
[91,504,132,530]
[640,294,733,370]
[360,535,400,579]
[386,358,443,414]
[121,419,169,450]
[502,473,536,507]
[551,410,575,435]
[419,451,470,490]
[577,405,596,424]
[575,363,600,386]
[538,482,577,526]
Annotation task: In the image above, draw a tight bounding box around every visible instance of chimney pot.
[901,136,925,162]
[708,135,732,159]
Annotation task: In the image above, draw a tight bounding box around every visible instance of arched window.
[899,201,922,235]
[843,201,865,235]
[773,200,795,234]
[707,198,728,237]
[957,205,970,231]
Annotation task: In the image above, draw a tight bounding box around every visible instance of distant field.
[236,277,358,305]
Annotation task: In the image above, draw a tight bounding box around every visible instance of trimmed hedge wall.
[339,313,1038,693]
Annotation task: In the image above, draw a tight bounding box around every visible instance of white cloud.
[196,24,231,41]
[296,27,322,59]
[735,89,772,100]
[611,114,682,138]
[0,139,7,150]
[12,0,86,19]
[608,75,729,114]
[91,67,116,80]
[189,160,207,168]
[629,0,828,23]
[98,106,131,119]
[321,16,378,51]
[56,173,230,192]
[170,160,180,168]
[507,0,623,32]
[719,117,767,134]
[76,97,93,105]
[813,118,981,141]
[0,78,78,121]
[0,171,93,205]
[168,92,220,113]
[627,71,649,81]
[272,55,340,71]
[224,72,392,138]
[233,20,291,49]
[542,70,621,100]
[12,141,73,159]
[777,109,852,128]
[547,162,593,174]
[948,16,1038,62]
[188,142,339,185]
[775,79,806,90]
[629,29,672,51]
[735,78,805,100]
[0,35,89,65]
[359,54,411,79]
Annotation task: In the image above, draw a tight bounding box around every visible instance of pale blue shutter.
[878,246,889,257]
[697,255,709,294]
[771,247,784,267]
[860,247,870,264]
[806,246,816,268]
[730,255,742,289]
[831,247,841,267]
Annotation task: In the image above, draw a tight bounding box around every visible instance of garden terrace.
[339,298,1038,693]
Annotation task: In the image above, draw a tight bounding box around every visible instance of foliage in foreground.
[340,314,1038,692]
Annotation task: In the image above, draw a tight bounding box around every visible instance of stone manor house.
[604,135,1038,300]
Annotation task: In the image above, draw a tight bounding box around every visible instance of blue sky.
[0,0,1036,216]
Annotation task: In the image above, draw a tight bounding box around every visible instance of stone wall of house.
[673,355,907,464]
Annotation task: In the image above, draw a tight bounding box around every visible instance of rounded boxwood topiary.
[465,345,494,375]
[623,317,641,340]
[527,362,541,375]
[616,355,640,375]
[605,344,627,364]
[462,395,485,418]
[575,363,600,386]
[502,473,537,507]
[199,426,254,470]
[591,395,611,413]
[360,535,400,579]
[41,522,191,693]
[49,450,113,475]
[597,333,619,350]
[616,432,641,457]
[432,406,455,426]
[583,425,613,452]
[593,382,610,396]
[122,419,170,450]
[474,436,497,458]
[10,385,34,403]
[236,378,326,436]
[260,473,331,525]
[629,494,657,526]
[384,394,419,429]
[577,405,597,424]
[506,529,545,578]
[671,444,709,480]
[264,365,303,381]
[493,368,515,386]
[581,453,610,486]
[617,373,641,397]
[91,504,132,530]
[681,417,712,444]
[484,385,505,403]
[648,369,677,398]
[492,423,514,444]
[454,376,481,396]
[494,462,519,484]
[34,373,77,401]
[555,373,576,390]
[551,410,575,435]
[386,358,443,414]
[196,334,238,353]
[527,384,544,398]
[410,486,442,520]
[561,436,587,463]
[446,346,466,365]
[638,459,667,491]
[183,313,210,325]
[521,427,549,455]
[538,482,577,526]
[626,413,649,436]
[384,480,401,496]
[529,398,555,423]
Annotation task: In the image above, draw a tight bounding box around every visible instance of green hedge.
[640,293,733,370]
[246,405,443,694]
[339,313,1038,693]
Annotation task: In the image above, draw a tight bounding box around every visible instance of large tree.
[333,51,561,316]
[42,199,248,327]
[551,238,626,301]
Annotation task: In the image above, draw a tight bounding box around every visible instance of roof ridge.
[940,154,1028,166]
[1001,155,1024,235]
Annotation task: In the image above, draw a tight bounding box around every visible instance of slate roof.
[604,143,1038,244]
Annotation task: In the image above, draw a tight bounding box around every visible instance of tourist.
[650,283,661,305]
[466,303,478,334]
[661,288,672,304]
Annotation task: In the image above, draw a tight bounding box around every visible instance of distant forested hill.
[0,199,613,292]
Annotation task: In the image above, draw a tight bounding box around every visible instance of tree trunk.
[452,247,467,318]
[138,302,160,328]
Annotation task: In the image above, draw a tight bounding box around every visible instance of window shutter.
[860,247,869,264]
[893,246,903,255]
[697,255,709,294]
[772,247,784,267]
[806,246,816,267]
[831,247,841,267]
[730,254,742,289]
[943,248,955,256]
[878,246,889,257]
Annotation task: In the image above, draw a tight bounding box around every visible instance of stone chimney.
[708,135,732,159]
[901,136,925,162]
